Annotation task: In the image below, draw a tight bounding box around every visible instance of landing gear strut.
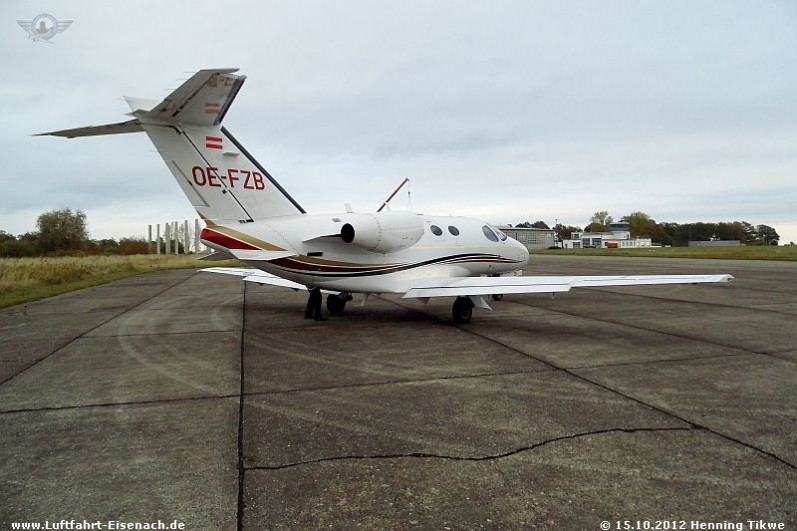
[326,293,353,315]
[452,296,474,324]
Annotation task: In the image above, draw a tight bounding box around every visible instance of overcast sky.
[2,1,796,243]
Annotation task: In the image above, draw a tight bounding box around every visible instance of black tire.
[326,294,347,314]
[491,294,504,301]
[452,297,473,324]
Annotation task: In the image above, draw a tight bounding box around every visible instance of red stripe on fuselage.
[200,228,259,250]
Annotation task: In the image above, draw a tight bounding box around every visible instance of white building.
[562,222,653,249]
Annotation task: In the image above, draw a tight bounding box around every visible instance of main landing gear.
[326,293,353,315]
[452,296,474,324]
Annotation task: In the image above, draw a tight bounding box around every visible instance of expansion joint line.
[385,298,796,470]
[236,281,247,531]
[512,297,790,362]
[245,427,694,471]
[0,271,197,389]
[463,320,797,471]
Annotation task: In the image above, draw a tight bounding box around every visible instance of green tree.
[553,224,581,241]
[36,209,89,254]
[741,222,758,243]
[715,222,745,242]
[531,220,550,229]
[622,211,671,245]
[755,224,779,245]
[623,212,655,236]
[587,211,613,232]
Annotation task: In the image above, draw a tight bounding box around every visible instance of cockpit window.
[496,228,508,241]
[482,225,499,242]
[430,225,443,236]
[448,226,460,236]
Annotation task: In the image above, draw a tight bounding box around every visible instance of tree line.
[0,209,150,257]
[513,210,781,246]
[2,208,784,257]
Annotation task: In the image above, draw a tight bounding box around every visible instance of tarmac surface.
[1,255,795,530]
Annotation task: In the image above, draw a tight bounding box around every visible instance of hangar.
[498,226,556,250]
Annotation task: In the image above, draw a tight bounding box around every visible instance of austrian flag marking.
[206,136,223,150]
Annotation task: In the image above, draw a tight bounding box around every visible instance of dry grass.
[0,254,240,308]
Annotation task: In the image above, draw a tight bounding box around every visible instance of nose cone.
[509,237,530,266]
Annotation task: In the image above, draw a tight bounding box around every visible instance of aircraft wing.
[402,274,733,299]
[200,267,339,294]
[200,267,306,289]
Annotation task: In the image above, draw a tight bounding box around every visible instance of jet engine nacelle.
[340,211,425,253]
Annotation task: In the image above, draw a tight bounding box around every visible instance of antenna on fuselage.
[377,177,410,212]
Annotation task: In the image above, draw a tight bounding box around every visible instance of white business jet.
[40,69,732,323]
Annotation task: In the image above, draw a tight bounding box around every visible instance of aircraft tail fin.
[38,68,305,223]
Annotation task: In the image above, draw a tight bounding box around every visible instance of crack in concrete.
[385,298,796,471]
[245,427,695,471]
[460,312,797,469]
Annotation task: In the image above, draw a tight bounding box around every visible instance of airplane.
[39,68,733,323]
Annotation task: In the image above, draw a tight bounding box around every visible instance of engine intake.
[339,212,424,253]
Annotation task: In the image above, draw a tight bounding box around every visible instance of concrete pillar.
[174,221,179,255]
[194,219,200,254]
[184,220,190,255]
[156,224,161,255]
[148,225,153,254]
[165,223,171,254]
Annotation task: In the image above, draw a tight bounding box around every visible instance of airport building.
[562,222,653,249]
[499,227,556,250]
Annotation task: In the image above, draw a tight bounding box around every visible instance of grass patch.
[536,246,797,261]
[0,254,241,309]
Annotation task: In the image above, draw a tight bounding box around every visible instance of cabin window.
[482,225,499,242]
[448,226,460,236]
[430,225,443,236]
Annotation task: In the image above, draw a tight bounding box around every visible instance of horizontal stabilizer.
[36,119,143,139]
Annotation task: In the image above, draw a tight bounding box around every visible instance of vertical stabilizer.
[39,68,306,223]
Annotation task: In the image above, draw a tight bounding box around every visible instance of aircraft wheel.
[491,294,504,301]
[452,297,474,324]
[326,294,348,314]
